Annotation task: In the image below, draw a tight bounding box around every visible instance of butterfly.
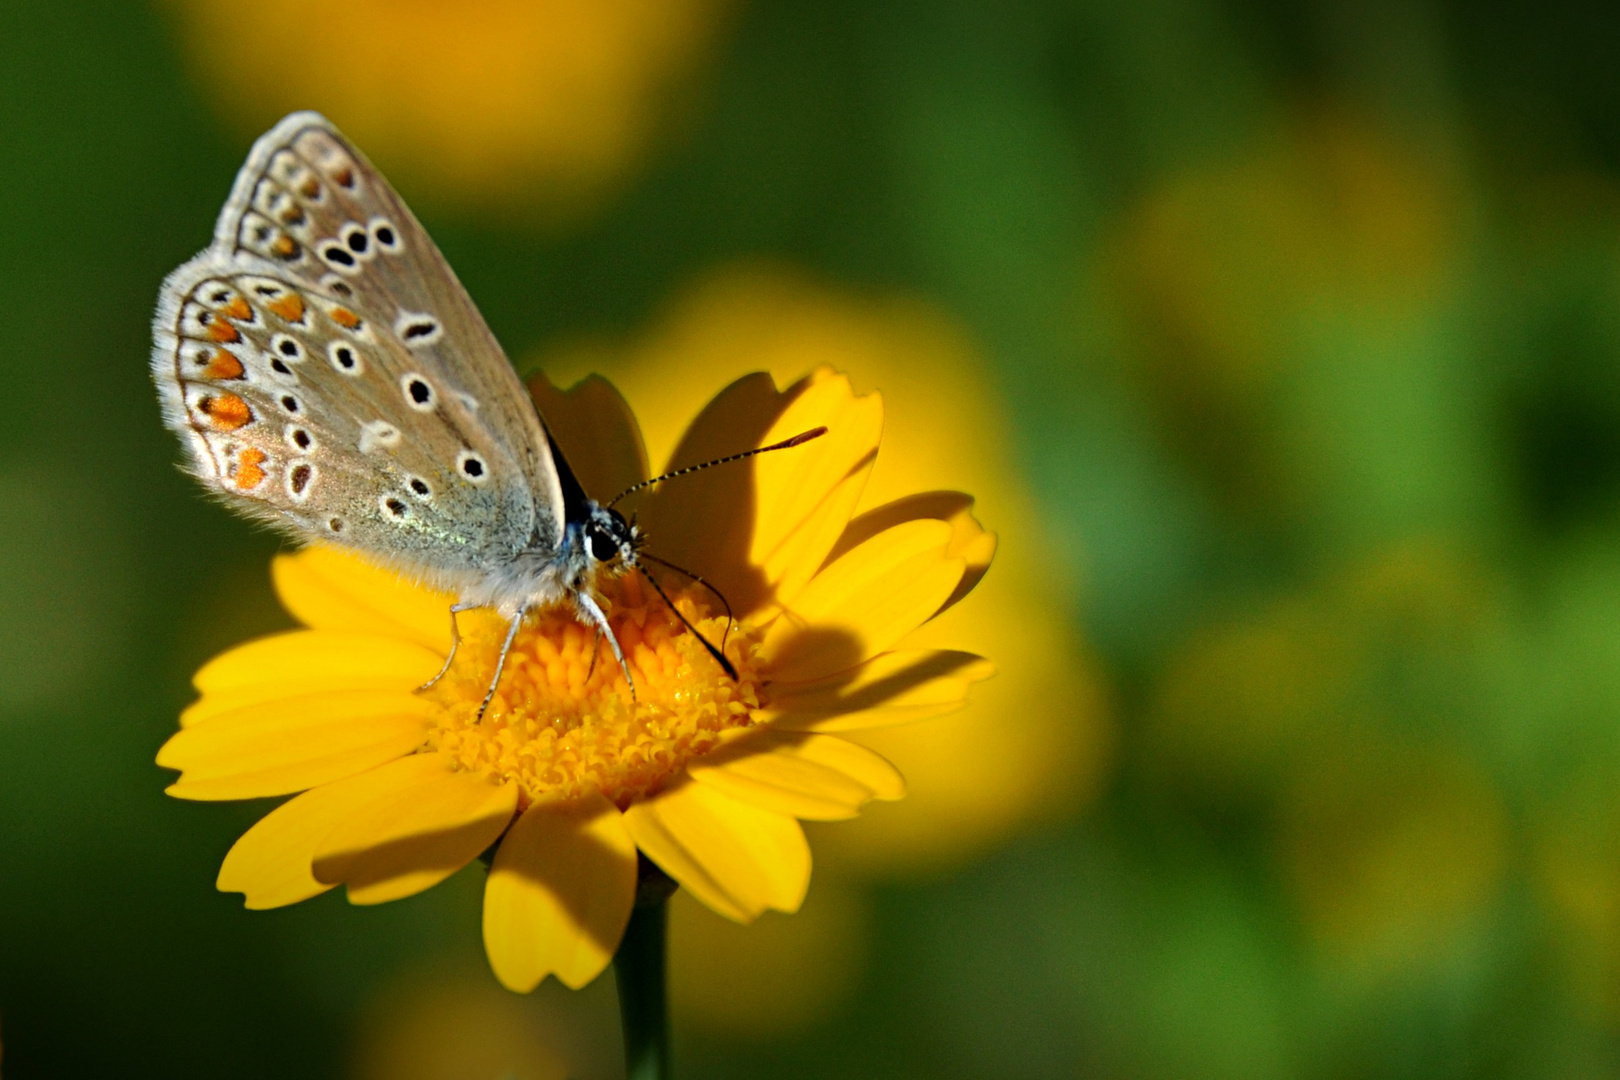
[151,111,821,707]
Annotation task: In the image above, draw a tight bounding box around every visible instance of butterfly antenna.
[641,553,735,656]
[607,426,828,508]
[639,566,738,680]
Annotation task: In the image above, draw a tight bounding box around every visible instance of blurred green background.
[7,0,1620,1076]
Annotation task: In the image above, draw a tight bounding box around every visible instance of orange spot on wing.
[329,307,362,330]
[270,235,300,259]
[298,177,321,199]
[332,166,354,188]
[204,317,241,344]
[266,292,305,322]
[201,350,244,380]
[199,393,253,431]
[221,296,253,321]
[234,447,268,490]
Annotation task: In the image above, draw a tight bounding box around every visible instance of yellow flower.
[532,264,1111,1032]
[157,366,994,993]
[165,0,734,215]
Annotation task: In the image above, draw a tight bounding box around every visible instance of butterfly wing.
[152,113,566,587]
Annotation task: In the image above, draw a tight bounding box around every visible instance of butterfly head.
[583,503,641,576]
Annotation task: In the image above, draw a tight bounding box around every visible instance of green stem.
[615,856,677,1080]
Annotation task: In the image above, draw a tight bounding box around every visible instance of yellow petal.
[193,630,443,695]
[689,730,904,820]
[483,792,637,992]
[758,519,965,682]
[272,545,455,650]
[216,757,446,909]
[633,369,883,617]
[182,631,444,727]
[827,491,996,616]
[528,373,649,504]
[751,372,883,602]
[313,763,517,905]
[632,372,803,617]
[766,650,996,732]
[623,779,810,922]
[158,690,433,801]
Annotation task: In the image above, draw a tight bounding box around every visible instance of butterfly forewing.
[152,112,564,584]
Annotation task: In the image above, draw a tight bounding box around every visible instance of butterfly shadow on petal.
[317,812,635,958]
[618,372,815,621]
[527,373,649,501]
[825,491,996,617]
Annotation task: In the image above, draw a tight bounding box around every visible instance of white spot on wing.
[286,461,316,502]
[370,216,403,253]
[327,341,363,375]
[360,420,401,454]
[456,449,489,484]
[394,311,443,348]
[400,373,436,412]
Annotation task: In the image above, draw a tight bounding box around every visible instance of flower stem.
[615,855,677,1080]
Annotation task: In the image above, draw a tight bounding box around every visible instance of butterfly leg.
[586,626,604,681]
[577,592,635,699]
[419,600,479,691]
[476,605,529,721]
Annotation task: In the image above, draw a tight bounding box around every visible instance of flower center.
[421,575,763,808]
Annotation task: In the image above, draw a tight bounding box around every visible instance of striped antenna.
[607,427,828,508]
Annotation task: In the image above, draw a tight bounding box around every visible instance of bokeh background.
[4,0,1620,1076]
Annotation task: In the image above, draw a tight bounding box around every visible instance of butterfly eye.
[589,528,619,562]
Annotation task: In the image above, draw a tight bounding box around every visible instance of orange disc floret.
[423,577,762,810]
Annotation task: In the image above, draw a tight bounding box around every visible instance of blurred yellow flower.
[1149,542,1509,981]
[353,973,571,1080]
[1102,108,1463,519]
[166,0,734,215]
[532,264,1111,1033]
[1532,765,1620,1021]
[1278,737,1506,979]
[158,367,994,993]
